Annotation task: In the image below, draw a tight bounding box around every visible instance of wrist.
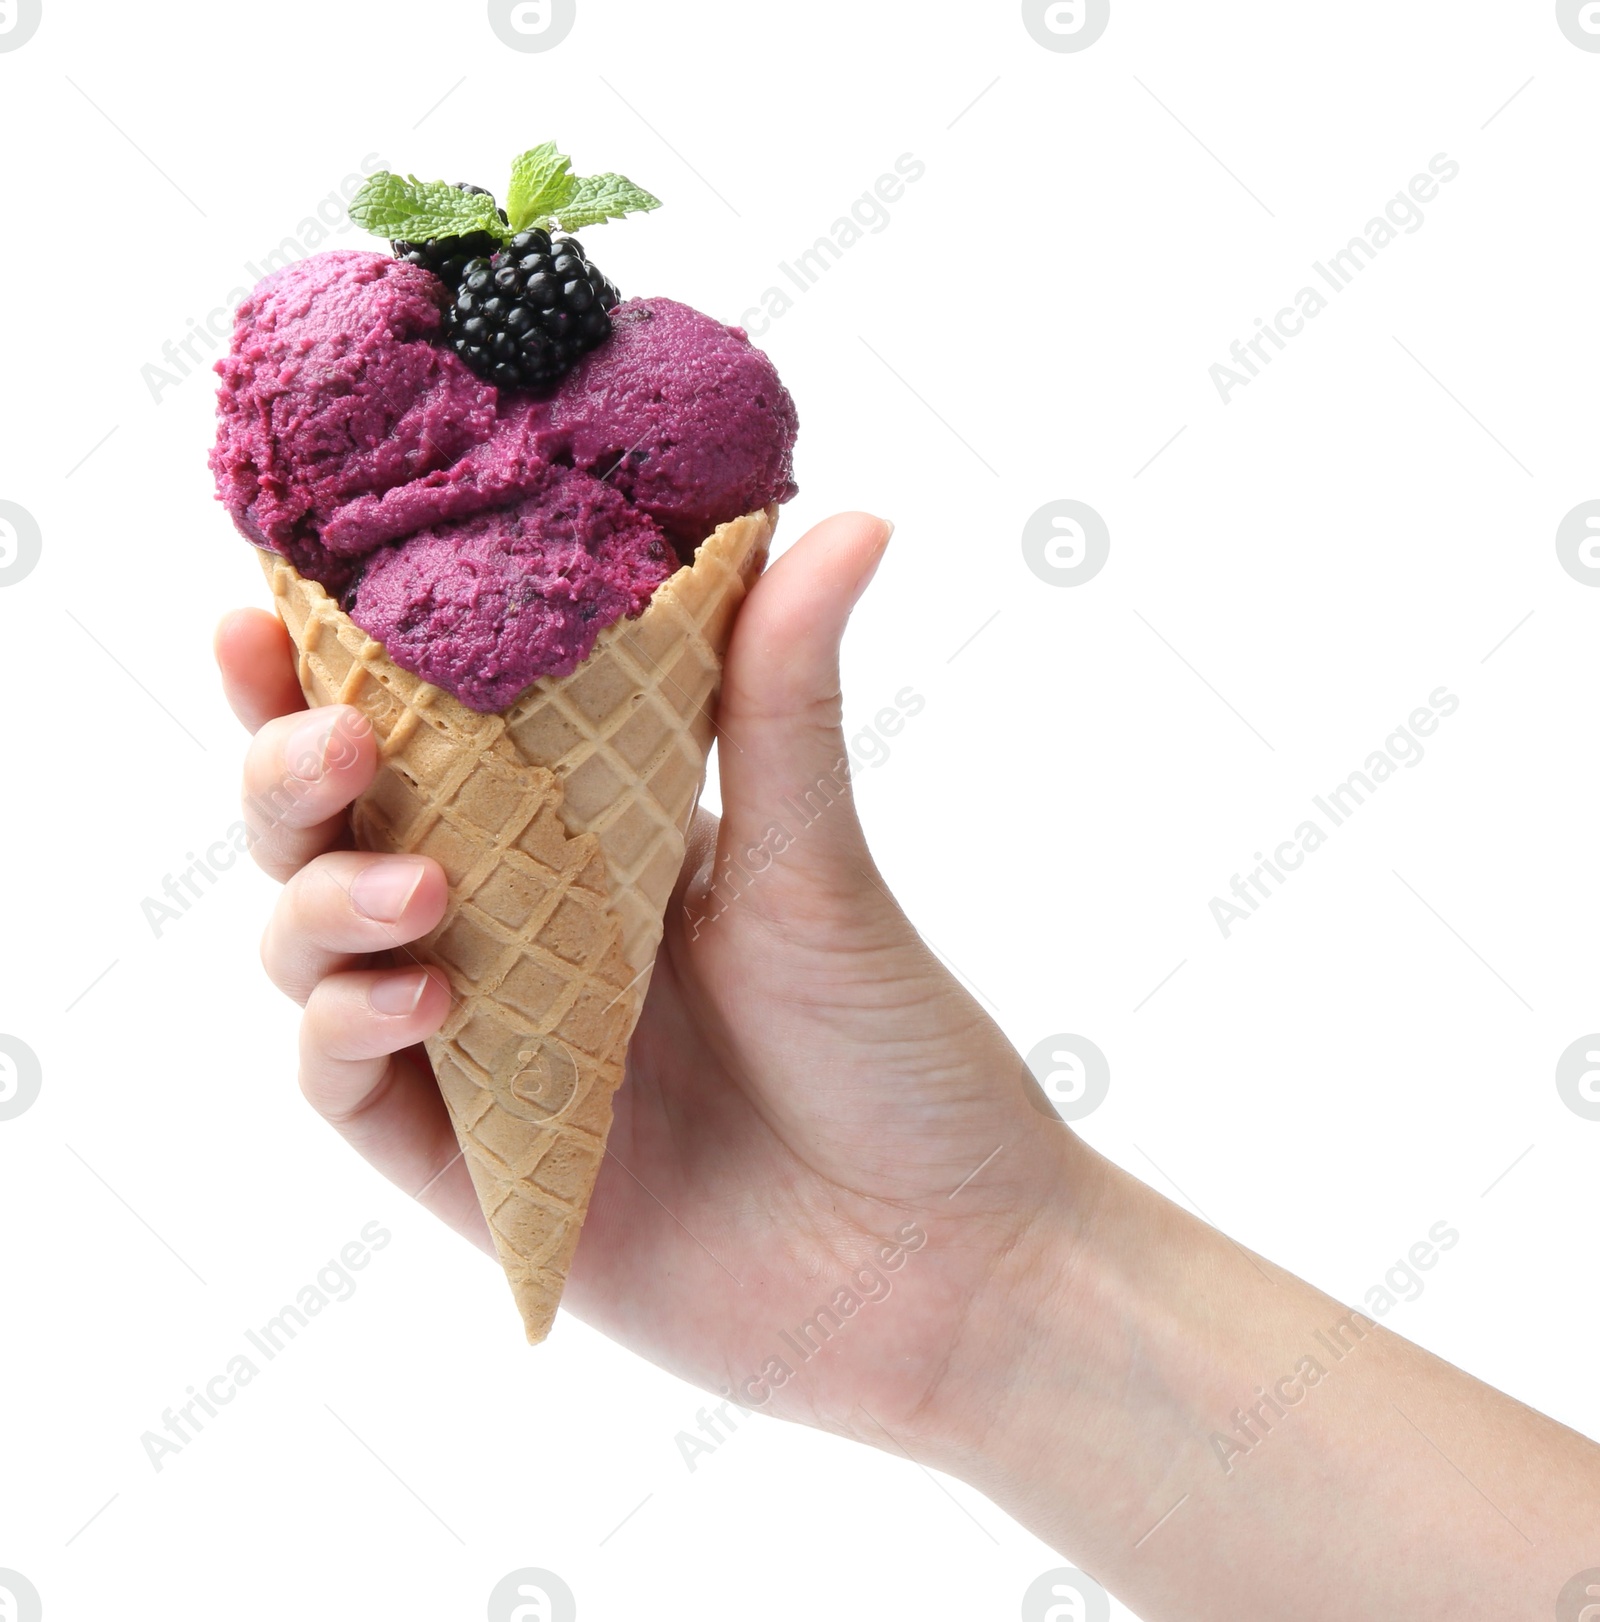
[902,1125,1113,1476]
[912,1136,1238,1556]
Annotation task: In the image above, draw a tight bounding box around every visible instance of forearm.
[931,1141,1600,1620]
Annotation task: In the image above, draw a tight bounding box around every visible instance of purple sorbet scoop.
[209,252,497,557]
[348,466,676,712]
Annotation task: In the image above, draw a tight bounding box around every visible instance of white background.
[1,2,1597,1618]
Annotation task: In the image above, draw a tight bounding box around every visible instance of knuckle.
[296,1046,334,1114]
[246,828,295,882]
[260,872,328,1003]
[298,982,349,1072]
[291,856,362,941]
[258,913,288,992]
[301,975,388,1072]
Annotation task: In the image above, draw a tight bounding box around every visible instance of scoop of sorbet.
[538,299,800,555]
[209,252,496,561]
[349,466,676,712]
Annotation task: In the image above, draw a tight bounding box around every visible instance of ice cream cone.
[258,505,775,1341]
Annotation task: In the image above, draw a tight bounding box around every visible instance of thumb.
[712,510,893,893]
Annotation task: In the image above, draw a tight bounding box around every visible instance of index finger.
[215,605,307,733]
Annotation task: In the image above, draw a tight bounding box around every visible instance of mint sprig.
[540,172,660,231]
[506,141,575,232]
[349,174,508,243]
[351,145,660,248]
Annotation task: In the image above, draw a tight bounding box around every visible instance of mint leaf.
[349,174,510,244]
[506,142,577,232]
[532,171,661,231]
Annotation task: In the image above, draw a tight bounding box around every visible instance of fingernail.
[369,970,430,1016]
[286,710,340,783]
[350,859,428,923]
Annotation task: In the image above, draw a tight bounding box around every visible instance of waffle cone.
[258,506,775,1341]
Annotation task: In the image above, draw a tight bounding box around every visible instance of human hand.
[215,511,1080,1456]
[218,511,1600,1621]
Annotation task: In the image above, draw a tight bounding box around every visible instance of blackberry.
[443,230,623,391]
[392,183,510,289]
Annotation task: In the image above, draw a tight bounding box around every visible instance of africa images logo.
[1556,501,1600,586]
[0,0,42,52]
[0,501,42,587]
[1555,1036,1600,1121]
[1024,1035,1110,1121]
[488,1568,576,1622]
[488,0,575,51]
[1022,0,1110,52]
[1556,1568,1600,1621]
[1021,1567,1111,1622]
[0,1570,42,1622]
[0,1035,42,1122]
[1556,0,1600,50]
[1023,501,1110,587]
